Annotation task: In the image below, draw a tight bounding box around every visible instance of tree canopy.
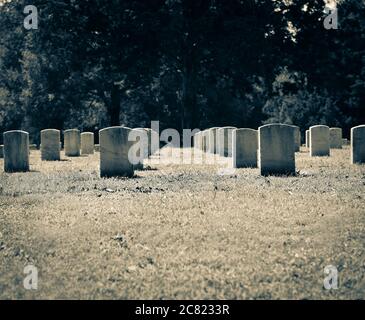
[0,0,364,143]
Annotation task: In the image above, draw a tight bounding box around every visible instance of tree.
[0,0,27,141]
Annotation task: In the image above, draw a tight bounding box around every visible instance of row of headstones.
[194,125,301,156]
[193,124,365,175]
[1,125,365,176]
[305,127,344,151]
[0,127,153,175]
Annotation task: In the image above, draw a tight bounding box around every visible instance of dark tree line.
[0,0,364,144]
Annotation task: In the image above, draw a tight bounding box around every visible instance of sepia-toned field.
[0,146,365,300]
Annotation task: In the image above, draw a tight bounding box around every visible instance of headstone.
[64,129,81,157]
[342,138,349,146]
[351,125,365,164]
[150,128,160,156]
[232,128,258,168]
[194,132,202,150]
[94,144,100,152]
[202,130,210,152]
[296,129,301,151]
[132,128,147,170]
[305,130,310,148]
[288,125,301,152]
[0,145,3,159]
[208,127,219,154]
[41,129,61,161]
[217,127,236,157]
[81,132,94,155]
[310,125,330,157]
[330,127,342,149]
[3,130,30,173]
[258,124,296,176]
[99,126,134,178]
[144,128,152,156]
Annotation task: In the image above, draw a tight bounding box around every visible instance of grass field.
[0,146,364,299]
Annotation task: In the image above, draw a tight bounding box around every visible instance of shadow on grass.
[28,170,41,173]
[100,174,143,180]
[42,159,70,162]
[139,166,158,171]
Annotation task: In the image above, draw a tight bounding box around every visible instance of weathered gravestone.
[217,127,236,157]
[3,130,30,173]
[297,129,301,151]
[232,128,258,168]
[192,131,204,163]
[99,126,134,178]
[258,124,296,176]
[351,125,365,164]
[0,145,3,159]
[64,129,81,157]
[310,125,330,157]
[194,132,202,151]
[41,129,61,161]
[289,125,301,152]
[306,130,310,148]
[131,128,149,170]
[81,132,94,155]
[94,144,100,152]
[202,130,210,152]
[150,128,160,156]
[144,128,152,156]
[208,127,219,154]
[330,127,342,149]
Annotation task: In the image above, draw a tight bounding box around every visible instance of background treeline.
[0,0,364,144]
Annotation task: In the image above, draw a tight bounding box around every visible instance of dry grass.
[0,146,365,300]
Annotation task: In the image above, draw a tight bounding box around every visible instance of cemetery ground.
[0,146,364,300]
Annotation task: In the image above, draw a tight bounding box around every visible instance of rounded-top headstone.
[288,125,301,152]
[202,130,210,152]
[330,127,342,149]
[134,128,149,159]
[258,124,296,176]
[41,129,61,161]
[217,127,236,157]
[3,130,30,173]
[305,130,310,148]
[207,127,220,154]
[131,128,148,170]
[351,125,365,164]
[81,132,94,155]
[194,131,202,150]
[232,128,258,168]
[144,128,152,156]
[310,125,330,157]
[99,126,134,178]
[64,129,81,157]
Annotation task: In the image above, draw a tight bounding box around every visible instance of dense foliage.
[0,0,364,143]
